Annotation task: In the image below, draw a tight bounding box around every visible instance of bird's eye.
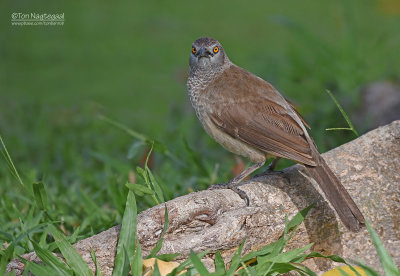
[192,47,196,54]
[213,46,219,53]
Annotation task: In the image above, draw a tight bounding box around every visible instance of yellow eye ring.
[213,46,219,53]
[192,47,196,54]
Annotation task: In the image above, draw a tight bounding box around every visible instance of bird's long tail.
[305,155,365,232]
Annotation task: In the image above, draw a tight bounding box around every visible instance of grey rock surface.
[7,121,400,275]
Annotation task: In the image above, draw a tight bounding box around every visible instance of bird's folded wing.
[286,100,311,129]
[209,98,316,166]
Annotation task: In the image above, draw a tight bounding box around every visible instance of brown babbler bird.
[187,37,365,232]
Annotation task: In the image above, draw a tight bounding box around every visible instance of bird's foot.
[207,161,265,206]
[208,181,250,206]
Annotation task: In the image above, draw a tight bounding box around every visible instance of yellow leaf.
[142,258,181,276]
[322,266,367,276]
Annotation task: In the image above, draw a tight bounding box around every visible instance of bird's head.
[189,37,226,71]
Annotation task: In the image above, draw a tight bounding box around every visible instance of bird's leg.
[209,161,266,189]
[266,157,281,171]
[254,157,283,178]
[208,161,265,205]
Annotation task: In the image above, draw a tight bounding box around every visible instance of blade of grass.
[167,250,210,276]
[226,239,246,276]
[258,215,303,265]
[347,265,363,276]
[214,251,225,274]
[146,168,164,204]
[112,191,137,276]
[99,115,147,141]
[242,240,279,262]
[305,251,348,263]
[121,246,131,276]
[285,204,314,232]
[254,238,285,272]
[135,145,164,204]
[241,265,257,276]
[0,135,24,188]
[31,240,72,276]
[91,249,102,276]
[32,182,49,211]
[155,253,180,262]
[189,250,211,276]
[293,265,317,276]
[260,205,314,276]
[23,260,60,276]
[0,231,13,243]
[125,183,155,195]
[48,224,92,276]
[99,115,183,166]
[239,261,251,276]
[144,144,164,204]
[255,261,301,276]
[132,240,142,276]
[0,244,15,276]
[14,222,54,244]
[39,227,49,248]
[153,260,162,276]
[274,263,310,275]
[365,219,399,275]
[262,244,313,263]
[325,127,354,131]
[146,204,169,258]
[325,90,359,136]
[136,166,159,204]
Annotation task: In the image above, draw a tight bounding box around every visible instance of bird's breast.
[187,68,267,163]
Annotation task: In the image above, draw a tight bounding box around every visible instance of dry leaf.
[322,266,367,276]
[142,258,180,276]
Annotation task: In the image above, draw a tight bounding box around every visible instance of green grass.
[1,0,400,274]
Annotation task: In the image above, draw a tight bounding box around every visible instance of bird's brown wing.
[207,66,316,166]
[286,99,310,129]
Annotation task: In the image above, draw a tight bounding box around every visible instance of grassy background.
[1,0,400,263]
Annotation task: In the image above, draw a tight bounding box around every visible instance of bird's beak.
[198,47,207,58]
